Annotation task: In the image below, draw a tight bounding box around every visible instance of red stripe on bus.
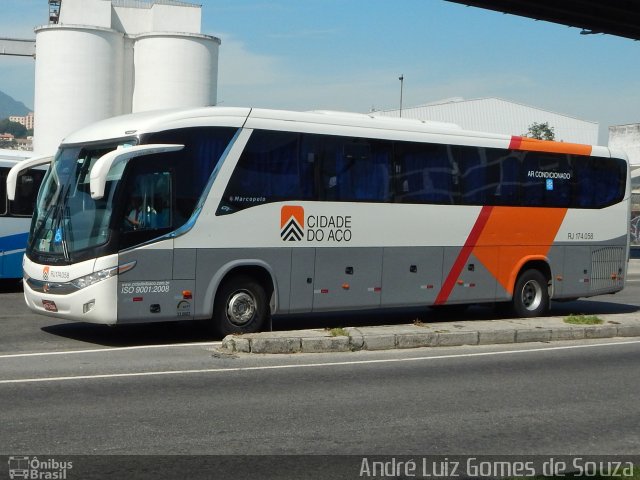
[509,136,523,150]
[435,206,493,305]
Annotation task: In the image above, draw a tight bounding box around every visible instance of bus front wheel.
[213,275,268,336]
[512,269,550,318]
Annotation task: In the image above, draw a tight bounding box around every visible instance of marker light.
[83,300,95,314]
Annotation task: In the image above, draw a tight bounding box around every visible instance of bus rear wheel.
[512,269,550,318]
[213,275,268,336]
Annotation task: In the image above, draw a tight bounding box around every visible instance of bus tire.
[213,275,268,336]
[512,269,550,318]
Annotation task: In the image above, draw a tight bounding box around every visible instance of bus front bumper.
[23,274,118,324]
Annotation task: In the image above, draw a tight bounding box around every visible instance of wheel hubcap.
[226,291,256,326]
[521,280,542,311]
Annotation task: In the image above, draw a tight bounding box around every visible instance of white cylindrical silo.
[33,25,124,154]
[132,32,220,113]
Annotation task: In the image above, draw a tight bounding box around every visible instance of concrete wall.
[609,124,640,168]
[59,0,112,28]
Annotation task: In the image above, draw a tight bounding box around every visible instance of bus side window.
[221,130,311,212]
[9,169,45,217]
[495,153,520,205]
[345,140,391,202]
[573,157,625,209]
[314,136,341,201]
[521,153,546,206]
[153,175,171,228]
[457,146,495,205]
[592,158,625,207]
[123,172,172,232]
[0,167,7,215]
[395,142,454,205]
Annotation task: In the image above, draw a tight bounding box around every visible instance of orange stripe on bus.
[509,136,592,156]
[472,207,567,294]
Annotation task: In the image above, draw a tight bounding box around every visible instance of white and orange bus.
[7,107,630,335]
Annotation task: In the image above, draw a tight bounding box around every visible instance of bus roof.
[60,106,498,145]
[60,106,608,157]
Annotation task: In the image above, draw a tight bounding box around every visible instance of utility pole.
[398,74,404,118]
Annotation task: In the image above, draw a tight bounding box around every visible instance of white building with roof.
[371,97,599,145]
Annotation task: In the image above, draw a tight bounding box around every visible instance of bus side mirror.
[6,154,54,201]
[89,144,184,200]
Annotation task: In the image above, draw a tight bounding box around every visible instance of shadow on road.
[550,299,639,316]
[41,320,214,347]
[39,298,639,348]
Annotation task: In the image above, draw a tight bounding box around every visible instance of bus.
[0,157,46,280]
[7,107,629,335]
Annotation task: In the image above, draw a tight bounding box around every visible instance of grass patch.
[327,327,348,337]
[564,314,604,325]
[413,318,426,327]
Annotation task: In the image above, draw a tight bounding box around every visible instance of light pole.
[398,74,404,118]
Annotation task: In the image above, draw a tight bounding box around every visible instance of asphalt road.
[1,339,639,456]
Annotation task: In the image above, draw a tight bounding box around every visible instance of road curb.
[219,314,640,354]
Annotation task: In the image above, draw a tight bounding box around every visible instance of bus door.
[116,168,194,323]
[288,247,316,313]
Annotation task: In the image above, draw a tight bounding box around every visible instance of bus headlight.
[71,267,118,290]
[70,261,136,290]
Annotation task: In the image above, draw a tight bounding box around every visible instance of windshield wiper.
[53,204,70,262]
[29,203,56,252]
[31,186,71,262]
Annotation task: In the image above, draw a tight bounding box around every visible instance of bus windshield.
[29,141,133,260]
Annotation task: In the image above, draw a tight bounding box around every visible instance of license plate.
[42,300,58,312]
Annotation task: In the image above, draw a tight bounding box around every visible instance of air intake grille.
[591,247,625,292]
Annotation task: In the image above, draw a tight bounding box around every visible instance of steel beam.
[0,38,36,57]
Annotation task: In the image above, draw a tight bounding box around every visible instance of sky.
[1,0,639,145]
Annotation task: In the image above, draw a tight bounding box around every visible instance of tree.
[0,118,27,138]
[524,121,555,141]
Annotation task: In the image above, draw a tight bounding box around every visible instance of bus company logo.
[280,206,304,241]
[41,267,69,281]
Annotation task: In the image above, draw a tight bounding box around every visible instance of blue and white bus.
[0,155,46,280]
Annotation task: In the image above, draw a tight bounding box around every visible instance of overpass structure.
[0,38,36,57]
[0,1,59,57]
[447,0,640,40]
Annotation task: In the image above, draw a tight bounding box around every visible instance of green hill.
[0,90,30,119]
